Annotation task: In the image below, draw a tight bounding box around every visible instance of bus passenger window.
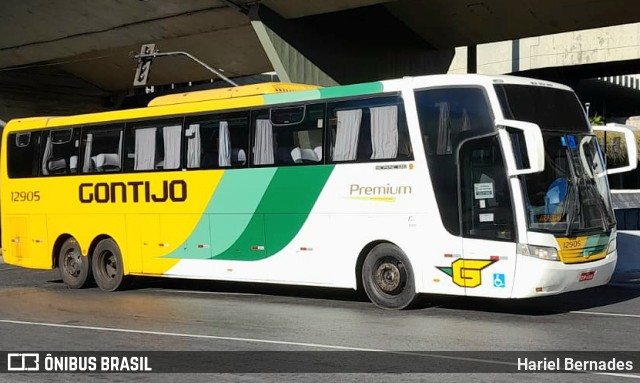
[41,128,80,176]
[80,124,124,173]
[414,87,494,236]
[327,96,412,163]
[252,103,325,167]
[185,112,249,169]
[7,131,42,178]
[125,118,183,172]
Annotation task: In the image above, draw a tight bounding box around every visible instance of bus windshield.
[521,133,614,234]
[495,84,615,234]
[494,83,590,133]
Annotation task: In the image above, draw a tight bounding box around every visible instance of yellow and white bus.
[1,75,635,309]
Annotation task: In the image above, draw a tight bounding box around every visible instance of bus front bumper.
[510,251,617,298]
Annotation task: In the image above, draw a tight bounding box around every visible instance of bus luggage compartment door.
[5,215,48,268]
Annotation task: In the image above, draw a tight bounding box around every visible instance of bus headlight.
[518,244,560,261]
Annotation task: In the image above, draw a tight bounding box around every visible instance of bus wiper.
[564,180,580,237]
[584,178,610,231]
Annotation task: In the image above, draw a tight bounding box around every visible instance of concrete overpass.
[2,0,640,119]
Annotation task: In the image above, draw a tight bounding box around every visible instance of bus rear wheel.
[58,237,93,289]
[362,243,418,310]
[92,238,126,291]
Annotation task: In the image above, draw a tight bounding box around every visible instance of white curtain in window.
[218,121,231,167]
[333,109,362,161]
[436,102,451,155]
[253,119,274,165]
[370,105,398,159]
[186,124,201,168]
[41,135,52,175]
[163,125,182,169]
[134,128,156,170]
[461,108,470,132]
[117,130,123,163]
[82,133,93,173]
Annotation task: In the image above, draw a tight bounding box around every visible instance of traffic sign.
[133,44,156,86]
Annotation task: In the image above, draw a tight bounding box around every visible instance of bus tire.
[92,238,126,292]
[362,243,418,310]
[58,237,93,289]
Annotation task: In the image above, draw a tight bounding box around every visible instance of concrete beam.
[0,67,110,121]
[262,0,393,19]
[388,0,640,49]
[251,14,338,86]
[250,4,454,85]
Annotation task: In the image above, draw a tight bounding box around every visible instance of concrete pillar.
[467,45,477,74]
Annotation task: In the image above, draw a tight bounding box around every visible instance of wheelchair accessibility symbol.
[493,273,506,288]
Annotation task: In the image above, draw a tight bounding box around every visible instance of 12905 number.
[563,239,583,249]
[11,191,40,202]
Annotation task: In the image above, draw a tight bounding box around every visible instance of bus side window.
[125,118,183,172]
[414,87,494,236]
[41,128,81,176]
[7,131,42,178]
[327,96,412,163]
[80,124,124,173]
[185,111,250,169]
[251,103,325,167]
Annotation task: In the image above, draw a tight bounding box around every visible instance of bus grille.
[556,235,609,264]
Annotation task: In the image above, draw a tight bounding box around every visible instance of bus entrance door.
[459,135,517,297]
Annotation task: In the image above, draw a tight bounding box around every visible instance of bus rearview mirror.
[591,123,638,175]
[496,119,545,176]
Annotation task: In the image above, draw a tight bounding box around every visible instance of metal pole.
[135,51,239,87]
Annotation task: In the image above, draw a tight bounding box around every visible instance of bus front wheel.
[58,237,93,289]
[362,243,418,310]
[92,238,126,292]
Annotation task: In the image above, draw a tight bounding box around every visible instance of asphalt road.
[0,261,639,382]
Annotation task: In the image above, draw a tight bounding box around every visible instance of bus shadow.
[419,284,640,315]
[133,277,370,305]
[131,277,640,314]
[45,271,640,314]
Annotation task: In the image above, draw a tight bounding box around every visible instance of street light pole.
[132,46,239,87]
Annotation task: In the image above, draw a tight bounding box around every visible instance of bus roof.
[148,82,320,107]
[3,74,575,131]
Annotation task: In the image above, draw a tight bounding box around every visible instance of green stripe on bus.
[581,234,609,257]
[262,82,383,105]
[206,169,277,256]
[212,165,334,261]
[164,166,334,261]
[318,82,384,99]
[164,168,277,260]
[208,169,277,214]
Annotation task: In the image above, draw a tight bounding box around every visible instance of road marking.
[0,267,18,271]
[571,311,640,319]
[0,318,381,351]
[0,318,638,379]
